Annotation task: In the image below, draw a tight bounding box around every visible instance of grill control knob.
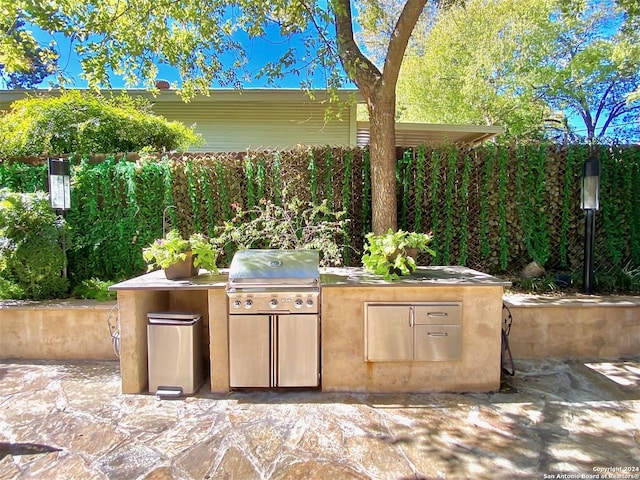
[294,299,303,308]
[269,299,278,308]
[244,299,253,309]
[233,300,241,309]
[306,299,314,307]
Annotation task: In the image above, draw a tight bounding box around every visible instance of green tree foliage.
[4,0,441,233]
[0,90,202,157]
[535,0,640,142]
[397,0,640,142]
[397,0,554,139]
[0,20,58,88]
[0,188,69,299]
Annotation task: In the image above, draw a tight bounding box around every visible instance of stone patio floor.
[1,357,639,480]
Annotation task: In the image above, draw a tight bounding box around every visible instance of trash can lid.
[146,312,202,321]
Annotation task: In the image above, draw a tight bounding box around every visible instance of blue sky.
[22,23,342,91]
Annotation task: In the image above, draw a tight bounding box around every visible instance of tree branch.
[382,0,428,92]
[331,0,381,95]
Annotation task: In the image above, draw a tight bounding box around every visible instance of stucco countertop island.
[110,266,510,394]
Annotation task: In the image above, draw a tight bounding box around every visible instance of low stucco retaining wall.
[1,294,639,362]
[0,300,118,360]
[504,294,640,359]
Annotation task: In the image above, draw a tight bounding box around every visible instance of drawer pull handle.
[427,312,448,317]
[428,332,448,337]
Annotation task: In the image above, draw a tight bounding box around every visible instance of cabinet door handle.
[410,306,415,327]
[428,331,448,337]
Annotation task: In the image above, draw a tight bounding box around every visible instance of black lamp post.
[48,157,71,279]
[581,155,600,294]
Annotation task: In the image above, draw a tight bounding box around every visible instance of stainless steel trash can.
[147,312,204,397]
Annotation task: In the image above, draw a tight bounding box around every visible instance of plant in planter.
[216,197,348,267]
[362,229,436,281]
[142,230,219,280]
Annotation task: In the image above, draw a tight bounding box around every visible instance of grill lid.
[228,249,320,287]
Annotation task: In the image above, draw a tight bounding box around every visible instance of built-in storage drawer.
[414,304,461,325]
[414,324,461,361]
[365,302,462,362]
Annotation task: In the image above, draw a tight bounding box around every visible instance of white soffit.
[356,121,504,146]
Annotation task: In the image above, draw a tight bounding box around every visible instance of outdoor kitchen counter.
[320,265,511,287]
[111,266,510,394]
[110,269,228,394]
[320,266,510,393]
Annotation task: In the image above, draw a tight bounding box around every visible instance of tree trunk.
[332,0,427,234]
[369,92,397,234]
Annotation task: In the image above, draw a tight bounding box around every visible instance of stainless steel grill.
[226,249,321,388]
[227,249,320,314]
[227,249,320,288]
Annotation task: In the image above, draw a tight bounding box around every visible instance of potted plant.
[362,229,436,281]
[143,230,220,280]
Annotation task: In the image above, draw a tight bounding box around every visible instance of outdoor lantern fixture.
[581,155,600,295]
[48,157,71,212]
[581,157,600,210]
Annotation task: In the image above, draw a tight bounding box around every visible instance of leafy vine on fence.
[440,146,457,265]
[215,162,232,221]
[273,152,282,206]
[185,160,202,232]
[497,146,508,270]
[429,150,441,261]
[399,149,412,229]
[631,149,640,264]
[201,165,217,237]
[479,147,493,259]
[361,148,372,235]
[516,144,550,266]
[1,144,639,292]
[308,150,318,206]
[458,153,471,265]
[244,156,256,212]
[341,150,353,264]
[413,146,426,232]
[560,146,576,267]
[324,149,334,209]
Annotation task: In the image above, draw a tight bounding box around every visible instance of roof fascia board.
[0,88,364,104]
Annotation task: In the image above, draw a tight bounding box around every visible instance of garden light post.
[48,158,71,213]
[581,155,600,295]
[48,157,71,278]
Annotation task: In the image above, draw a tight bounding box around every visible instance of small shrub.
[595,263,640,293]
[217,197,348,267]
[71,278,117,301]
[0,188,69,299]
[0,90,202,158]
[513,275,560,293]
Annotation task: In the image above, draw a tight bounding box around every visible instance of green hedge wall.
[1,144,639,285]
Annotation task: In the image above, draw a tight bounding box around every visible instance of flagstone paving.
[1,358,639,479]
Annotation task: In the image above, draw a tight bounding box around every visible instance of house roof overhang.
[0,88,504,146]
[357,121,505,146]
[0,88,364,105]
